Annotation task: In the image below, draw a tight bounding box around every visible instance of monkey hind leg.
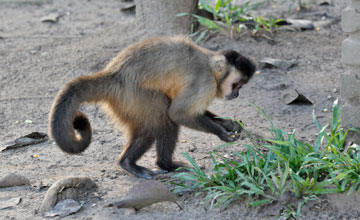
[155,122,188,172]
[119,132,160,179]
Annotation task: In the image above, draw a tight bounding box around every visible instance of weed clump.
[177,0,284,42]
[172,100,360,219]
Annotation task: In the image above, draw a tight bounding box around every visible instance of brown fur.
[49,36,255,179]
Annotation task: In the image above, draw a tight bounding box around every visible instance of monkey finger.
[219,132,239,142]
[231,122,242,133]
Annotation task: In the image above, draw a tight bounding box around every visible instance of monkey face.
[220,50,256,100]
[222,68,248,100]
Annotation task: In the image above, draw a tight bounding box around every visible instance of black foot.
[156,160,189,172]
[120,159,164,179]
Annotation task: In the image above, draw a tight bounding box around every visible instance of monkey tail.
[49,72,108,154]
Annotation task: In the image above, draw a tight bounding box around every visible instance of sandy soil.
[1,0,360,219]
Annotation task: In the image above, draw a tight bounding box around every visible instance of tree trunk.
[135,0,198,36]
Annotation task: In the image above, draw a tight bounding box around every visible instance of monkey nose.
[233,91,239,98]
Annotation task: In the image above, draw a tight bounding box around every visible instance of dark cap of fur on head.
[222,50,256,78]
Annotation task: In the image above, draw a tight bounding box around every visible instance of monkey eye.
[232,81,241,89]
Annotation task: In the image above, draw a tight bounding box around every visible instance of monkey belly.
[102,88,172,132]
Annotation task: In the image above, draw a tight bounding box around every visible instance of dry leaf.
[44,199,82,217]
[108,180,182,211]
[316,0,332,5]
[1,132,48,152]
[0,173,31,188]
[286,19,315,30]
[40,13,60,23]
[120,3,135,14]
[260,57,297,71]
[0,197,22,210]
[283,90,313,105]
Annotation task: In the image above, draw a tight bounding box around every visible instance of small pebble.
[322,108,329,113]
[333,88,338,93]
[327,95,332,99]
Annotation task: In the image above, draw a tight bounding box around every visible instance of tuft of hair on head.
[222,50,256,79]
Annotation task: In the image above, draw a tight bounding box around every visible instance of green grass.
[171,99,360,219]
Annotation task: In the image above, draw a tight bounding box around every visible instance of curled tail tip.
[50,111,92,154]
[74,112,91,131]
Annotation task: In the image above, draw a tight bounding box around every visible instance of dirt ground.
[1,0,360,219]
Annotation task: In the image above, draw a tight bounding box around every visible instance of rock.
[39,177,97,214]
[0,173,31,188]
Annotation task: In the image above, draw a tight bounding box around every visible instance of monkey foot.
[156,161,189,172]
[120,160,169,179]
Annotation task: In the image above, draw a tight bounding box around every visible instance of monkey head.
[211,50,256,100]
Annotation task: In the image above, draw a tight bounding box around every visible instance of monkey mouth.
[225,95,235,101]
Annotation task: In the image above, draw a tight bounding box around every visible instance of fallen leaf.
[277,18,315,31]
[40,13,60,23]
[1,132,48,152]
[107,180,182,211]
[120,3,135,14]
[286,19,315,30]
[316,0,332,5]
[260,57,297,71]
[0,173,31,188]
[277,25,300,32]
[283,89,313,105]
[44,199,82,217]
[0,197,22,210]
[314,17,340,29]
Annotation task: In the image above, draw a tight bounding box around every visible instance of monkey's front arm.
[168,106,241,142]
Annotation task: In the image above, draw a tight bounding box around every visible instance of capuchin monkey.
[49,36,256,179]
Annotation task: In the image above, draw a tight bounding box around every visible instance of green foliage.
[178,0,283,42]
[172,99,360,218]
[254,16,285,35]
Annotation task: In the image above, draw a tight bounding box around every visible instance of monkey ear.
[211,55,227,75]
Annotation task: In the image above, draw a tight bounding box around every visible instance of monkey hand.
[220,120,242,134]
[218,130,241,142]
